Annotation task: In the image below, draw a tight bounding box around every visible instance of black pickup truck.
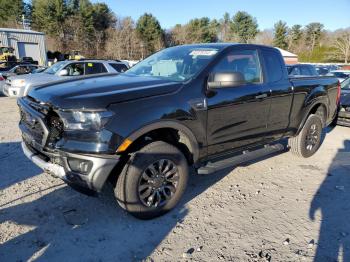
[18,44,340,219]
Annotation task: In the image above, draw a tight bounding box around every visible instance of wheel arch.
[297,101,328,134]
[126,121,200,165]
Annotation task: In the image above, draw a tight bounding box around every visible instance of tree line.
[1,0,349,63]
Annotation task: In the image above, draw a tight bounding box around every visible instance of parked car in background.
[327,64,340,71]
[0,61,18,72]
[327,70,350,83]
[315,66,330,76]
[337,77,350,127]
[3,60,129,97]
[20,57,38,65]
[0,64,43,95]
[286,64,319,77]
[19,43,339,219]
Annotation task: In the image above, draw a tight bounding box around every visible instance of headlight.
[57,110,114,131]
[11,79,26,87]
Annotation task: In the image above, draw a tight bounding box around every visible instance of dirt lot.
[0,96,350,262]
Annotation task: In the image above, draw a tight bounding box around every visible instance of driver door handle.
[255,93,268,99]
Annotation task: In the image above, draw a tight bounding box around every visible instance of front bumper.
[18,96,121,193]
[337,110,350,127]
[22,141,119,192]
[3,84,21,97]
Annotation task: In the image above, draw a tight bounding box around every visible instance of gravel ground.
[0,96,350,262]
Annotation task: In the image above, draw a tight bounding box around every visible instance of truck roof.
[176,43,279,53]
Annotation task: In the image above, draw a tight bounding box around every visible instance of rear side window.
[109,63,128,72]
[85,63,107,75]
[308,66,318,76]
[262,49,284,82]
[289,66,301,76]
[213,49,262,84]
[300,66,312,76]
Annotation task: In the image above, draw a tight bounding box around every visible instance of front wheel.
[114,141,189,219]
[288,114,324,158]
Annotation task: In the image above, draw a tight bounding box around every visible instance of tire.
[288,114,323,158]
[114,141,189,219]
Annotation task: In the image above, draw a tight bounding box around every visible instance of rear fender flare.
[297,99,328,134]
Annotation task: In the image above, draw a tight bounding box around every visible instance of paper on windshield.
[189,50,218,56]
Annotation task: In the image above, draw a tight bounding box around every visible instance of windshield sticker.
[88,63,93,67]
[189,50,218,56]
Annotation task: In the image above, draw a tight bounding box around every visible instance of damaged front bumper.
[22,141,119,193]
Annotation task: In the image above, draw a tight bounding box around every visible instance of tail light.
[0,75,4,81]
[336,81,341,105]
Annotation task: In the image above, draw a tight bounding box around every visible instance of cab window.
[300,66,312,76]
[64,63,85,76]
[85,62,107,75]
[213,49,262,84]
[290,67,301,76]
[262,49,284,82]
[109,63,128,72]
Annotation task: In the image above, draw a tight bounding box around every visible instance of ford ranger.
[18,44,340,219]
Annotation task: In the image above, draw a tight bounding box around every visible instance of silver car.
[3,60,129,97]
[0,64,43,95]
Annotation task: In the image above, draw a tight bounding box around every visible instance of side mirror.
[207,72,246,89]
[58,69,69,76]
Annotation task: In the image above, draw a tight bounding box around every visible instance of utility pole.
[22,15,31,30]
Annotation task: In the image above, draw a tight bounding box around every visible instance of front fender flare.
[127,120,200,163]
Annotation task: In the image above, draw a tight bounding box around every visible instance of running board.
[197,143,285,175]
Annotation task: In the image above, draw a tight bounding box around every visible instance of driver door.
[206,48,271,156]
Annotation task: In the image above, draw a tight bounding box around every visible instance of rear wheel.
[288,114,323,158]
[114,141,189,219]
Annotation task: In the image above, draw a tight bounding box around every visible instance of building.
[0,28,47,66]
[275,47,298,64]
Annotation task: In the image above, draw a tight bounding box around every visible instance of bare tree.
[253,29,274,46]
[333,29,350,63]
[105,16,143,60]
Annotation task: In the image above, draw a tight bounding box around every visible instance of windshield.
[125,46,219,82]
[342,78,350,90]
[9,66,18,73]
[44,61,67,75]
[32,68,45,74]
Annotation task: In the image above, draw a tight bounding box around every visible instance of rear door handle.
[255,94,268,99]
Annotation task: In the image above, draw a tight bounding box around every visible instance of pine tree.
[230,11,259,43]
[136,13,164,55]
[273,20,288,49]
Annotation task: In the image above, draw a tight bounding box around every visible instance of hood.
[28,74,183,109]
[340,90,350,106]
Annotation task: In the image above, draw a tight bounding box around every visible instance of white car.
[3,60,129,97]
[0,64,43,95]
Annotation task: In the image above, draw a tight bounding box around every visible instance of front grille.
[19,97,64,148]
[47,114,64,147]
[20,108,45,144]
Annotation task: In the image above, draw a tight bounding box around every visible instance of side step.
[197,143,285,175]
